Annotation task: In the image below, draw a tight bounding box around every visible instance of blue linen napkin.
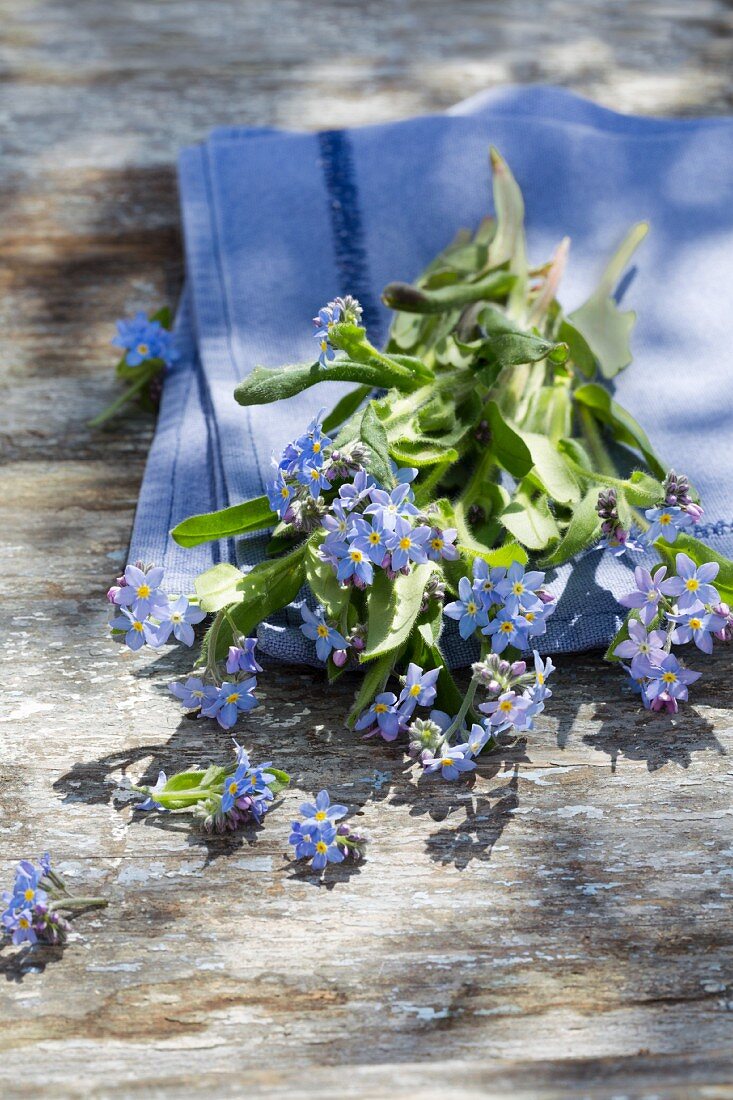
[129,86,733,664]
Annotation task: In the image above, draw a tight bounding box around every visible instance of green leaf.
[362,564,435,661]
[305,535,350,619]
[521,431,580,504]
[568,223,648,379]
[171,495,277,548]
[347,651,399,727]
[500,489,560,551]
[473,306,567,370]
[559,318,597,379]
[539,487,601,566]
[266,767,291,796]
[330,324,434,384]
[361,402,395,487]
[234,358,420,407]
[488,147,526,271]
[389,438,460,468]
[573,382,665,478]
[381,271,515,314]
[321,385,372,434]
[221,544,308,656]
[486,400,533,478]
[195,563,245,613]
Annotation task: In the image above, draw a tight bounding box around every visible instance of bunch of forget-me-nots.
[102,150,733,842]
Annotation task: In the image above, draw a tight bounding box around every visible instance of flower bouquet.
[109,149,733,806]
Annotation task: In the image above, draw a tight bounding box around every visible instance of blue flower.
[613,620,668,676]
[300,605,348,662]
[462,722,493,758]
[669,609,727,654]
[296,411,332,467]
[2,908,37,946]
[288,820,313,859]
[10,865,47,912]
[220,766,248,814]
[112,312,166,367]
[472,560,506,609]
[495,563,545,613]
[309,828,346,870]
[134,770,169,812]
[113,563,168,618]
[348,512,389,566]
[530,651,556,701]
[422,746,477,781]
[267,470,294,519]
[354,692,401,741]
[201,678,258,730]
[397,663,440,718]
[226,638,263,675]
[644,505,693,544]
[639,653,701,702]
[426,526,459,562]
[665,552,720,611]
[482,607,530,654]
[386,517,431,571]
[156,596,206,647]
[333,541,374,587]
[479,690,533,727]
[321,499,352,544]
[338,469,376,511]
[444,576,489,639]
[365,483,419,529]
[110,609,164,651]
[313,301,342,366]
[169,676,217,710]
[297,462,331,500]
[618,564,677,626]
[299,789,348,834]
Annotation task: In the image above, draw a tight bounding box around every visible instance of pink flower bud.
[685,503,704,522]
[106,585,121,604]
[332,649,348,668]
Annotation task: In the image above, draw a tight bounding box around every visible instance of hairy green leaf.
[362,564,435,661]
[172,495,277,548]
[573,382,665,478]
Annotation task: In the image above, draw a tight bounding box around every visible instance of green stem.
[57,897,109,911]
[205,610,226,683]
[578,406,617,477]
[444,674,480,740]
[88,368,158,428]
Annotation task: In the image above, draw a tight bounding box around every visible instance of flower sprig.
[2,854,108,947]
[108,561,205,650]
[288,790,368,870]
[132,742,290,834]
[90,308,179,428]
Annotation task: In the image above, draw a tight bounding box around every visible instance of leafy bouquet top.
[105,149,733,832]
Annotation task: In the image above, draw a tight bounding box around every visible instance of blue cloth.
[130,86,733,664]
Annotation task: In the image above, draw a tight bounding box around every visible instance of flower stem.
[444,674,480,741]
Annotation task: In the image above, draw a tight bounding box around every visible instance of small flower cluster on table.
[108,563,205,650]
[288,791,368,870]
[615,553,732,712]
[2,855,107,947]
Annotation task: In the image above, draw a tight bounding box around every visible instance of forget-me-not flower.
[397,663,440,718]
[665,552,720,611]
[201,678,258,729]
[618,564,677,626]
[300,605,348,662]
[354,692,401,740]
[444,576,489,639]
[644,505,693,544]
[156,596,206,647]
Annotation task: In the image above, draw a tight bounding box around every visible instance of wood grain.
[2,2,733,1096]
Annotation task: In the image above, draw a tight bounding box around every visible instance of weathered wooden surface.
[2,2,733,1096]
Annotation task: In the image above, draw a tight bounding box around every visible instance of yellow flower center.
[315,810,327,822]
[659,513,672,526]
[171,613,182,623]
[512,582,524,595]
[369,531,381,544]
[280,486,289,498]
[374,703,388,714]
[350,549,363,563]
[689,618,703,630]
[226,692,239,704]
[320,339,328,352]
[137,584,151,598]
[315,841,328,854]
[137,343,149,356]
[133,621,144,632]
[500,621,513,633]
[317,624,329,638]
[662,671,677,684]
[409,684,421,696]
[19,916,31,929]
[24,888,35,902]
[466,601,477,615]
[441,757,454,767]
[310,468,320,481]
[499,699,513,712]
[431,538,443,551]
[685,578,699,591]
[525,611,535,623]
[228,780,238,795]
[399,536,411,551]
[313,441,321,453]
[537,673,544,685]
